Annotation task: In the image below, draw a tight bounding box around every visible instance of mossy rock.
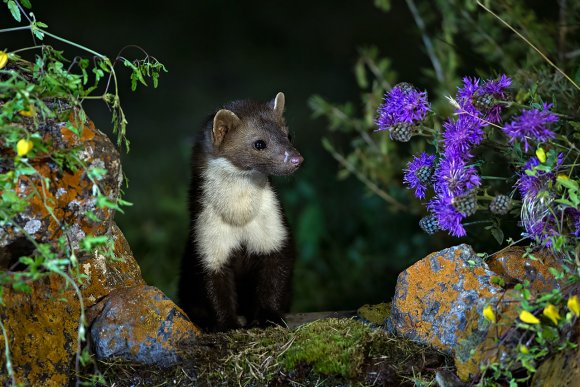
[357,303,391,326]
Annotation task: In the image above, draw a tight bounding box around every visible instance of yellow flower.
[18,106,35,117]
[542,304,561,325]
[0,51,8,69]
[16,139,33,157]
[568,295,580,317]
[536,147,546,163]
[519,310,540,324]
[519,345,529,354]
[557,174,570,183]
[483,304,496,323]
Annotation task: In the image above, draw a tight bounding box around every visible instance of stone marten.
[178,92,303,332]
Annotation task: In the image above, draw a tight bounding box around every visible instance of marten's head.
[208,92,303,176]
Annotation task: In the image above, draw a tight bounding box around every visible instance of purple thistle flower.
[517,153,569,247]
[376,83,430,132]
[426,154,481,238]
[516,157,542,198]
[433,157,481,197]
[481,75,512,97]
[428,193,467,237]
[520,193,560,247]
[516,153,563,199]
[457,77,480,107]
[455,75,511,124]
[403,153,435,199]
[502,103,558,152]
[441,114,484,160]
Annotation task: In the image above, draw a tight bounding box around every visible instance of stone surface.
[487,246,562,293]
[453,289,522,381]
[80,222,145,306]
[90,285,200,367]
[0,273,81,386]
[387,244,503,353]
[531,320,580,387]
[357,303,391,326]
[0,222,145,385]
[0,116,122,268]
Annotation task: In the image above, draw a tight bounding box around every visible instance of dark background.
[2,1,503,311]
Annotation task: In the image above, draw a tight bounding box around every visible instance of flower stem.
[9,45,44,54]
[0,26,31,33]
[405,0,444,83]
[321,138,407,212]
[477,0,579,90]
[39,29,106,59]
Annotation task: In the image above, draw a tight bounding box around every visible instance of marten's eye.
[254,140,267,150]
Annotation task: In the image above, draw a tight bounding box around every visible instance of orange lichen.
[91,286,201,364]
[454,289,521,381]
[0,274,81,385]
[0,116,128,385]
[487,247,562,292]
[60,119,95,145]
[392,245,502,354]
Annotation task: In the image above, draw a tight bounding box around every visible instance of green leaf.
[554,198,574,207]
[374,0,391,12]
[20,0,31,8]
[7,0,21,22]
[354,60,368,89]
[32,28,45,40]
[81,235,110,251]
[15,166,37,177]
[556,176,579,191]
[490,227,504,245]
[87,167,108,181]
[12,282,31,293]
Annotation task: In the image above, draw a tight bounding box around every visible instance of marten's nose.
[290,155,303,166]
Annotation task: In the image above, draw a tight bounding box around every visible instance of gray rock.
[387,244,503,353]
[90,285,200,367]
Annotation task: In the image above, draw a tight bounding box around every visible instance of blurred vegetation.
[3,0,574,314]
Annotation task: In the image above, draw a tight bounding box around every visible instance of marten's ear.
[271,92,285,117]
[212,109,240,146]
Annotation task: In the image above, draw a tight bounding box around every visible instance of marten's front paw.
[212,317,243,332]
[247,314,286,329]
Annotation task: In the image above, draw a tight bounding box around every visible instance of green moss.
[93,317,451,385]
[357,303,391,326]
[280,318,369,378]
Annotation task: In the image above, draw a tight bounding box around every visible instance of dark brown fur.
[178,93,302,331]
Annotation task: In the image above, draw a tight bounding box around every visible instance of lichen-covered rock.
[387,244,503,353]
[453,289,522,381]
[0,116,122,266]
[357,303,391,326]
[487,246,562,293]
[0,222,146,385]
[90,285,201,367]
[0,273,81,386]
[80,222,145,306]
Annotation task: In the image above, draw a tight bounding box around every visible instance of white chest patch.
[195,158,288,272]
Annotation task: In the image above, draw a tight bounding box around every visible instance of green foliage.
[0,0,165,382]
[480,285,579,385]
